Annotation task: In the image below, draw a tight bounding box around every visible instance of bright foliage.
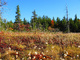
[51,20,54,28]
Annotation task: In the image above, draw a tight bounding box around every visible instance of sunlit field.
[0,31,80,60]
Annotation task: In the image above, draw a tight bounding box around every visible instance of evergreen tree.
[23,18,27,25]
[42,15,46,30]
[69,18,74,32]
[78,19,80,32]
[45,16,49,30]
[74,15,78,32]
[47,17,51,27]
[15,5,21,23]
[37,17,42,29]
[32,10,37,22]
[14,5,21,30]
[61,16,67,32]
[31,10,37,29]
[56,17,61,29]
[74,14,78,23]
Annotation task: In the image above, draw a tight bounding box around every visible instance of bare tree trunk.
[66,6,70,33]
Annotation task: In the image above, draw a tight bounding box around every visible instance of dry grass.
[0,31,80,60]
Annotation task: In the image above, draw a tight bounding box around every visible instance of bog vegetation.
[0,5,80,32]
[0,32,80,60]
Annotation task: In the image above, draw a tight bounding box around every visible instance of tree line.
[0,5,80,32]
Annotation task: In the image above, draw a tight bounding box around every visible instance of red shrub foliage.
[18,24,30,31]
[51,20,54,28]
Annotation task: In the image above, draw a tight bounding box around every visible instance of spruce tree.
[56,17,60,28]
[14,5,21,30]
[37,17,42,29]
[61,16,67,32]
[15,5,21,23]
[23,18,27,25]
[31,10,37,29]
[74,15,78,32]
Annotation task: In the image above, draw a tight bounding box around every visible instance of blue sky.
[2,0,80,22]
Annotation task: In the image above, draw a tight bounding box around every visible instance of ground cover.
[0,31,80,60]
